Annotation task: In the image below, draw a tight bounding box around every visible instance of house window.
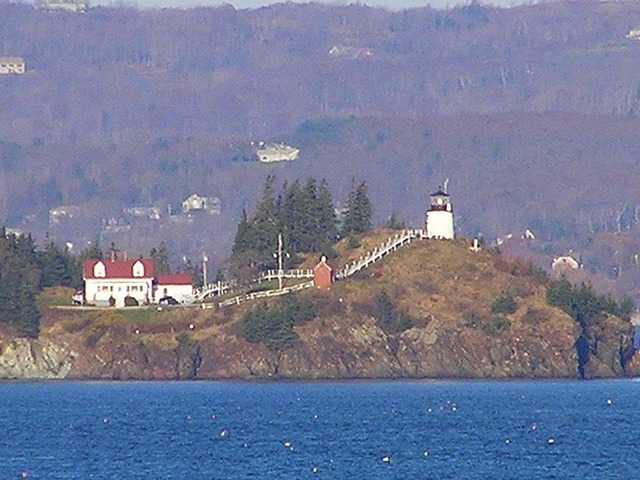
[132,260,145,278]
[94,261,106,278]
[110,286,113,292]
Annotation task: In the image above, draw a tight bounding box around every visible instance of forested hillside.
[3,0,640,295]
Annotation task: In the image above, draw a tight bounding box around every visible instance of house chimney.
[110,249,116,263]
[123,250,128,261]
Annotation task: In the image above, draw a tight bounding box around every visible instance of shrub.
[491,291,518,314]
[527,265,549,284]
[522,306,549,325]
[307,290,346,317]
[374,290,414,334]
[464,312,510,335]
[463,311,483,329]
[242,300,299,352]
[481,316,511,336]
[124,295,139,307]
[84,325,108,348]
[546,278,634,325]
[347,234,361,249]
[176,332,193,347]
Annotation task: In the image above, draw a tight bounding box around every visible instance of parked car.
[158,295,179,305]
[72,291,84,305]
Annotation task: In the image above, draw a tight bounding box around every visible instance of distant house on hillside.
[182,194,221,215]
[49,205,81,224]
[627,28,640,40]
[123,206,161,220]
[551,255,580,271]
[256,143,299,163]
[329,45,374,59]
[35,0,87,12]
[0,57,25,75]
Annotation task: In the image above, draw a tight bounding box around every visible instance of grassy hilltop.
[2,231,635,380]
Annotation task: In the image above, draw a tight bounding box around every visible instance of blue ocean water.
[0,379,638,479]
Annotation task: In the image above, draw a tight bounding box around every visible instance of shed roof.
[157,273,193,285]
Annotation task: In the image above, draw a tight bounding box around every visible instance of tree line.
[229,176,372,279]
[0,229,80,337]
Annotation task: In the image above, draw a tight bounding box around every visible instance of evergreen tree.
[37,238,78,289]
[316,178,338,248]
[342,179,373,236]
[251,175,280,258]
[374,290,414,334]
[79,239,103,261]
[232,209,253,254]
[385,214,406,230]
[279,179,304,252]
[182,257,204,288]
[299,178,320,251]
[231,176,339,274]
[150,242,171,274]
[0,229,41,338]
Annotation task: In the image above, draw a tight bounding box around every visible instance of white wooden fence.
[335,229,423,279]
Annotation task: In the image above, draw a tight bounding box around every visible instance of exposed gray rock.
[0,338,77,379]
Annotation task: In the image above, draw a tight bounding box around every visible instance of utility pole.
[277,233,283,290]
[202,252,208,287]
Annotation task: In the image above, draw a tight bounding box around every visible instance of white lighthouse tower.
[425,188,455,239]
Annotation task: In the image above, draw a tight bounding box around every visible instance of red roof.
[157,273,193,286]
[314,257,333,272]
[83,258,155,279]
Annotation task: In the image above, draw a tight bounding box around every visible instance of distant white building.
[329,45,374,59]
[49,205,81,224]
[182,194,221,214]
[424,188,455,240]
[35,0,87,12]
[551,255,580,271]
[123,206,161,220]
[627,29,640,40]
[256,143,299,163]
[0,57,25,75]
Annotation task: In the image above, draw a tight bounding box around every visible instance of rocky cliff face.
[0,335,77,379]
[1,238,636,381]
[1,308,633,381]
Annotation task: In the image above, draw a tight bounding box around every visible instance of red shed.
[313,256,333,288]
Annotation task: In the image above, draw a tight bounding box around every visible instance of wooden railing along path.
[335,229,423,280]
[218,281,314,308]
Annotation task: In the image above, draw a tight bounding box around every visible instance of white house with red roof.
[83,253,155,307]
[156,274,194,303]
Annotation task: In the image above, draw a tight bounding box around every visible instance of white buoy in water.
[382,455,391,463]
[607,398,613,405]
[547,437,555,445]
[220,428,229,437]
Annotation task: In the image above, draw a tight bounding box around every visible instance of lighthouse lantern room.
[425,188,455,239]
